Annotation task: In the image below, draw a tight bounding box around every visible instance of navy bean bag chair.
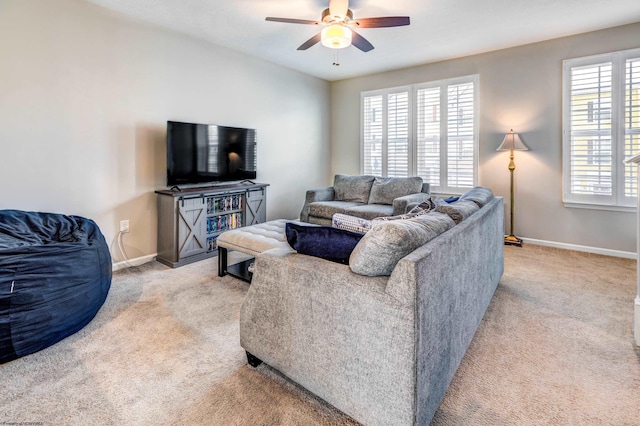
[0,210,111,363]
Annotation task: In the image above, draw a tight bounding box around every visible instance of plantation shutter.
[563,48,640,208]
[625,58,640,198]
[447,82,475,189]
[361,75,478,193]
[416,87,441,186]
[387,91,409,177]
[568,62,613,198]
[363,95,383,176]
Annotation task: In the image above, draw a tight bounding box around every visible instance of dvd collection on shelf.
[207,213,243,234]
[207,194,242,215]
[205,193,244,252]
[206,236,217,252]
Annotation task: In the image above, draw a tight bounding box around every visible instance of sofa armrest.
[392,192,432,215]
[299,187,335,222]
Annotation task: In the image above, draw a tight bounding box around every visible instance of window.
[563,48,640,209]
[361,75,478,194]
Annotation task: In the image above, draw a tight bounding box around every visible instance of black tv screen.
[167,121,257,186]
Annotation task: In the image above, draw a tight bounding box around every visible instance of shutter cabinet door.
[177,197,207,259]
[245,189,266,225]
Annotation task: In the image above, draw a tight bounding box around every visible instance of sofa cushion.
[345,204,394,221]
[285,222,364,264]
[459,186,494,208]
[349,212,455,276]
[308,201,362,219]
[333,174,376,203]
[435,199,479,224]
[368,177,423,205]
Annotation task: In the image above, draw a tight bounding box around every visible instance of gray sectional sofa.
[240,187,504,425]
[300,174,431,224]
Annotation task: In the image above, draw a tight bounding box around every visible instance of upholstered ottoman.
[217,219,298,281]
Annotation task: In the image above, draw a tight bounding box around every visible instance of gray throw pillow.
[349,212,455,276]
[368,177,423,205]
[459,186,494,208]
[435,199,479,224]
[333,174,375,203]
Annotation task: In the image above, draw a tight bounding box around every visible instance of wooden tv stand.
[155,182,268,268]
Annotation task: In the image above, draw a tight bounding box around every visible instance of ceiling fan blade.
[265,17,320,25]
[351,30,374,52]
[354,17,410,28]
[329,0,349,19]
[297,33,322,50]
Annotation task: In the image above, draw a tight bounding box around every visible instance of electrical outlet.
[120,220,130,233]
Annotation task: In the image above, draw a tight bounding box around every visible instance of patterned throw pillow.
[371,197,445,223]
[332,213,373,233]
[407,198,438,214]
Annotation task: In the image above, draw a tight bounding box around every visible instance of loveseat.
[240,188,504,425]
[300,174,431,225]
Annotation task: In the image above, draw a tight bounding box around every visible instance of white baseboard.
[112,253,157,272]
[110,239,636,271]
[522,237,636,259]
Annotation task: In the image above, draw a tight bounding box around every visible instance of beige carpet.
[1,246,639,425]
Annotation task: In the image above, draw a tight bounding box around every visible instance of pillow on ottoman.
[286,222,364,265]
[333,174,375,203]
[349,212,455,276]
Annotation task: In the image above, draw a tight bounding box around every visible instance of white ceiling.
[86,0,640,81]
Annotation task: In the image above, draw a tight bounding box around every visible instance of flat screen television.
[167,121,257,187]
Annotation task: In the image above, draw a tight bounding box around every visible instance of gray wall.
[331,23,640,254]
[0,0,330,262]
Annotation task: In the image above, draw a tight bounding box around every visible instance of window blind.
[563,48,640,208]
[447,82,475,189]
[361,75,478,193]
[416,87,441,186]
[363,95,383,176]
[387,92,409,177]
[625,58,640,198]
[568,62,613,197]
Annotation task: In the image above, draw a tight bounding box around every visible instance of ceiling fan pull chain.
[333,50,340,66]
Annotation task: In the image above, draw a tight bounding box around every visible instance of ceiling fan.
[265,0,410,52]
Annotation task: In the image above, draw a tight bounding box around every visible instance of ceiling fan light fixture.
[321,25,352,49]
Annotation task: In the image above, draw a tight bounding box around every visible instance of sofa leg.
[246,351,263,367]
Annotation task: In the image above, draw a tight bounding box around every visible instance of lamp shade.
[497,129,528,151]
[321,25,352,49]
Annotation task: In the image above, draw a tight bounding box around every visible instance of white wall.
[0,0,330,262]
[331,23,640,254]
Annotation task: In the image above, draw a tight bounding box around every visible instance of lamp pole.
[504,148,522,246]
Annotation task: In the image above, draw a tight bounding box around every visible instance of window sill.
[563,202,637,213]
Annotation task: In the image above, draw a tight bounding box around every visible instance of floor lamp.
[497,129,528,247]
